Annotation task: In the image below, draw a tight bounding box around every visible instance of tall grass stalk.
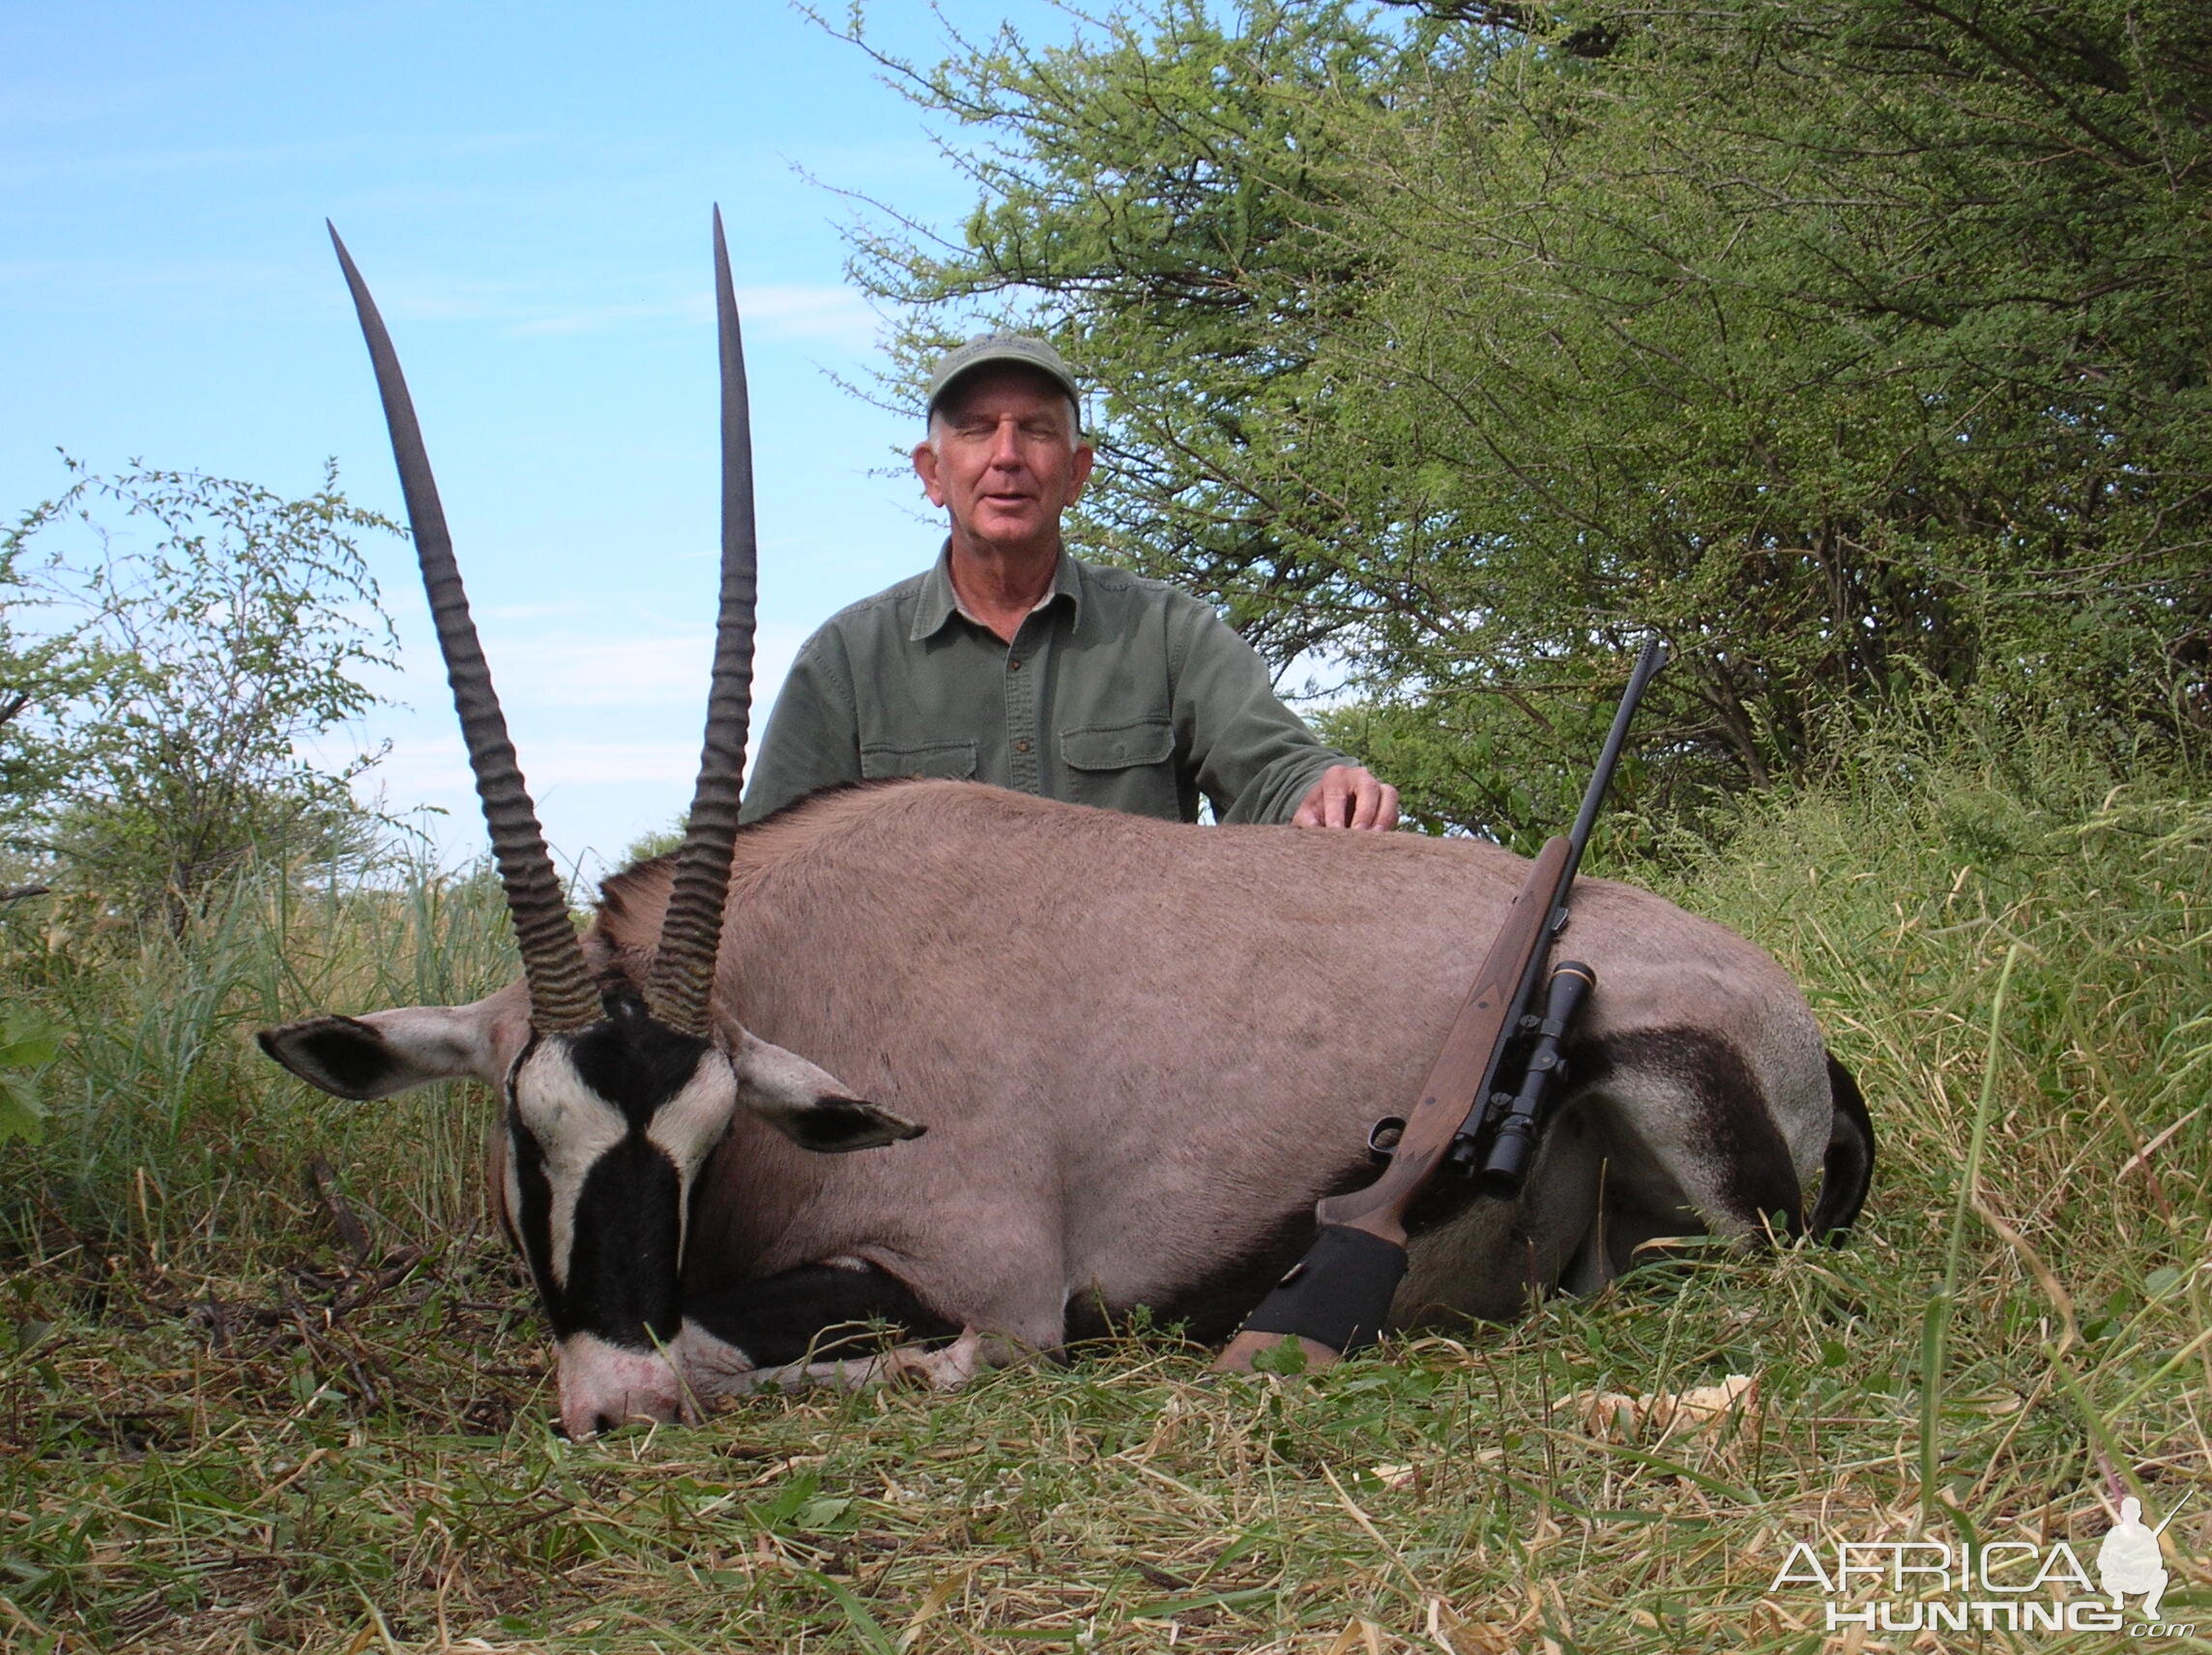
[1920,943,2018,1523]
[1,854,515,1260]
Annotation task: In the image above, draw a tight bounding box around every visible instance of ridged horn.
[329,223,601,1035]
[646,206,758,1036]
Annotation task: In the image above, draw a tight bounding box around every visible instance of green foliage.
[848,0,2212,835]
[3,458,401,921]
[620,818,687,868]
[0,1002,62,1146]
[0,499,117,830]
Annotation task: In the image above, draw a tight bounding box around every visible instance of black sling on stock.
[1213,639,1670,1375]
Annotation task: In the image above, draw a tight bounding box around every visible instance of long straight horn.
[647,206,757,1037]
[328,224,600,1034]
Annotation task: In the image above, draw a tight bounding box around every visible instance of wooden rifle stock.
[1213,640,1668,1375]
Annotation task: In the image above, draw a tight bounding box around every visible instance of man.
[740,333,1397,829]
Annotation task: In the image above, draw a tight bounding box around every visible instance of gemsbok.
[259,215,1874,1437]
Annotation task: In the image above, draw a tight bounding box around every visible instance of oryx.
[260,218,1874,1437]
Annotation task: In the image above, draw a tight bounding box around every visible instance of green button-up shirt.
[739,547,1352,826]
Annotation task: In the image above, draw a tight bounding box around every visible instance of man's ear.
[913,438,946,508]
[1067,438,1094,502]
[731,1031,924,1153]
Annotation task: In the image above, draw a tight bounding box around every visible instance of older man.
[740,334,1398,828]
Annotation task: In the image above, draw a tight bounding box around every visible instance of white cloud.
[516,738,707,791]
[472,629,715,708]
[509,302,697,337]
[345,614,811,867]
[0,131,546,188]
[506,283,876,348]
[732,284,881,346]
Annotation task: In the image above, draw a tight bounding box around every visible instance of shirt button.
[1007,658,1022,671]
[1014,740,1031,753]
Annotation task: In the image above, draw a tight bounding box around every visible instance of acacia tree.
[838,0,1416,659]
[844,0,2212,836]
[1324,0,2212,824]
[3,460,400,923]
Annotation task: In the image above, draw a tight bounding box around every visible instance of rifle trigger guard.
[1366,1117,1407,1161]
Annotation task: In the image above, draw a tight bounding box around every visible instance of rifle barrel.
[1563,638,1669,888]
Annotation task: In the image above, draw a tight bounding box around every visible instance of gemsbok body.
[260,217,1873,1437]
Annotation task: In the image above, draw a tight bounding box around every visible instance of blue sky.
[2,2,1085,875]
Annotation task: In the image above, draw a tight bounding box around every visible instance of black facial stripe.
[562,1139,686,1350]
[506,1107,690,1347]
[568,991,713,1128]
[506,1103,570,1334]
[684,1263,960,1368]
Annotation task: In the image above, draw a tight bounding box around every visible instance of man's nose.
[987,418,1024,466]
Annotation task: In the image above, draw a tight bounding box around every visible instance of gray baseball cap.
[924,332,1081,421]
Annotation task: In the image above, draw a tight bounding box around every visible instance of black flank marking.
[1095,1155,1377,1348]
[1393,1030,1810,1244]
[684,1263,959,1367]
[1812,1051,1876,1242]
[1601,1027,1805,1236]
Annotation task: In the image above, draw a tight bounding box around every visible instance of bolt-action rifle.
[1214,639,1670,1374]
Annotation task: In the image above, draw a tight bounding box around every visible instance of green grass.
[2,740,2207,1652]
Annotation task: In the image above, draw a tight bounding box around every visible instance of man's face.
[913,366,1093,554]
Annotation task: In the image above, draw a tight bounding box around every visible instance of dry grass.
[3,747,2208,1652]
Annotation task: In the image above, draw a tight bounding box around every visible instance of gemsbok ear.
[258,990,534,1099]
[731,1032,924,1152]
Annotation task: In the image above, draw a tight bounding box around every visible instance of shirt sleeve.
[1170,601,1354,826]
[739,627,864,825]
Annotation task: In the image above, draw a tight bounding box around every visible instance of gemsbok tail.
[1809,1052,1875,1243]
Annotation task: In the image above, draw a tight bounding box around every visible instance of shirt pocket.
[1061,719,1180,818]
[859,740,978,782]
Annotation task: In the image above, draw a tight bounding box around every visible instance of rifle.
[1213,639,1670,1374]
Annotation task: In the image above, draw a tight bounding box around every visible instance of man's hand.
[1292,765,1400,831]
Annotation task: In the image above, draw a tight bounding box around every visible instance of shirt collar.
[912,542,1083,642]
